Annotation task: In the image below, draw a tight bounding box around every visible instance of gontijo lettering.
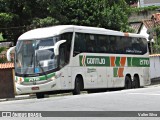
[87,58,105,65]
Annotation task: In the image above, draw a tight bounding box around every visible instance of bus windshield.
[15,36,59,75]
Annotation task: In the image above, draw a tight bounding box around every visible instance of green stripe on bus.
[127,57,132,67]
[79,55,150,67]
[24,72,55,82]
[127,57,150,67]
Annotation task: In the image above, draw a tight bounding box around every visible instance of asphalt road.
[0,85,160,120]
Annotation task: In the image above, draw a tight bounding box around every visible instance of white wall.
[139,25,154,42]
[139,25,148,38]
[138,0,160,7]
[150,56,160,79]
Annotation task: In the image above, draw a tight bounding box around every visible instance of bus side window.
[98,35,107,53]
[86,34,96,53]
[108,36,116,53]
[60,32,73,63]
[73,33,86,56]
[141,38,148,54]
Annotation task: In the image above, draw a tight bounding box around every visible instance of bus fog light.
[50,76,55,80]
[17,77,24,84]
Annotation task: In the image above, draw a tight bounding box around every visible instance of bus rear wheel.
[125,76,132,89]
[133,76,140,88]
[72,77,83,95]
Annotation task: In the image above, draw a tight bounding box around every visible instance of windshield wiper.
[35,54,48,80]
[23,53,34,74]
[38,62,47,79]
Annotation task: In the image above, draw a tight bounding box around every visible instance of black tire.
[72,77,82,95]
[125,76,132,89]
[36,92,45,99]
[133,76,140,88]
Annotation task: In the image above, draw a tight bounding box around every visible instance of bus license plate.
[32,87,39,90]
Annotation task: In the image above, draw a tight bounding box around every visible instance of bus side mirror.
[54,40,66,56]
[7,46,15,61]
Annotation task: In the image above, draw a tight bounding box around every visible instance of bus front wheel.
[125,76,132,89]
[72,77,83,95]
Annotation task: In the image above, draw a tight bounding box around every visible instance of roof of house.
[129,22,143,33]
[150,54,160,57]
[0,63,14,69]
[129,20,153,33]
[130,13,160,33]
[142,19,154,29]
[151,13,160,26]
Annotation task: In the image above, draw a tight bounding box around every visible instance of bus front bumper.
[15,80,58,95]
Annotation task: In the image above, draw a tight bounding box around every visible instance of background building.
[138,0,160,7]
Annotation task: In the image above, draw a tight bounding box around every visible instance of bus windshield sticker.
[34,68,40,73]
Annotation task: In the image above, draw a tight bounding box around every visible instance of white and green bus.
[7,25,150,98]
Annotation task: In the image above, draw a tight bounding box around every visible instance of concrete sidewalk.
[0,94,35,102]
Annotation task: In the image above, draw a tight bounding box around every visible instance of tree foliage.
[0,0,133,44]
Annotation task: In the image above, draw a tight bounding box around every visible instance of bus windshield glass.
[15,36,59,74]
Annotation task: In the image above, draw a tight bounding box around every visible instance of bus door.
[59,45,72,89]
[86,67,98,88]
[60,66,72,89]
[106,67,114,88]
[97,67,107,88]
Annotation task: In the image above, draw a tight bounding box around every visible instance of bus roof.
[18,25,147,40]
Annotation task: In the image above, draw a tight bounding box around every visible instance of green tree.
[52,0,131,31]
[153,26,160,53]
[0,47,6,63]
[0,0,56,43]
[30,17,59,28]
[0,0,132,44]
[0,33,5,41]
[53,0,104,26]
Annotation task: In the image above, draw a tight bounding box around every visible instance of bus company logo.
[80,55,106,66]
[87,58,105,65]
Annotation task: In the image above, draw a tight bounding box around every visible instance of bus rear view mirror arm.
[54,40,66,56]
[7,46,15,61]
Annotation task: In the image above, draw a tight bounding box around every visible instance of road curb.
[0,94,35,102]
[151,78,160,85]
